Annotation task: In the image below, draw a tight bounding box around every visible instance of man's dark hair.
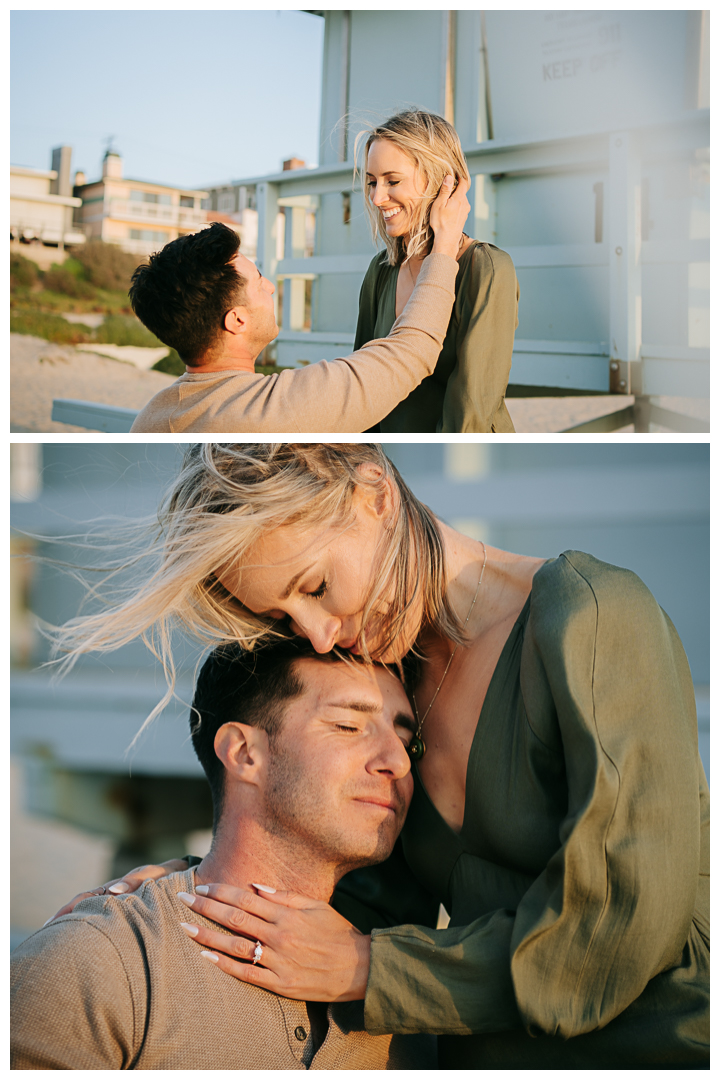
[128,222,246,365]
[191,638,334,826]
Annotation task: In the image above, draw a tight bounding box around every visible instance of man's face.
[231,253,278,350]
[262,659,415,876]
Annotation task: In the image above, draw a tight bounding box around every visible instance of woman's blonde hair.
[357,109,471,266]
[51,444,466,723]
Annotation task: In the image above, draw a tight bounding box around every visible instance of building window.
[179,196,195,208]
[130,191,171,205]
[129,229,167,242]
[218,192,235,212]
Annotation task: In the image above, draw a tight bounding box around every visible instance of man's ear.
[223,307,248,336]
[214,722,268,787]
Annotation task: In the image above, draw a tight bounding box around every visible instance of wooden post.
[607,131,643,423]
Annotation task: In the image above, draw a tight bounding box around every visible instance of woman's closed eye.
[307,580,328,600]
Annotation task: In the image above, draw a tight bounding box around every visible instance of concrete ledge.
[51,398,138,432]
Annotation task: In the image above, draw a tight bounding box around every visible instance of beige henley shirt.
[11,869,434,1070]
[130,253,459,433]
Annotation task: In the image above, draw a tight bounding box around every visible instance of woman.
[52,444,708,1068]
[355,110,518,433]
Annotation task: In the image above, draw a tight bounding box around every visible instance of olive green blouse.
[355,242,519,433]
[334,552,709,1068]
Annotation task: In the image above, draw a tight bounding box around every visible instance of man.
[11,640,432,1070]
[129,176,469,432]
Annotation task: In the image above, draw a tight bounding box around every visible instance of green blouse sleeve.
[364,555,706,1038]
[353,252,385,352]
[440,244,519,433]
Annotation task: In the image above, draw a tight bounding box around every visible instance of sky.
[10,10,325,190]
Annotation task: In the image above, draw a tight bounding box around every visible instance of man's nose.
[371,729,412,780]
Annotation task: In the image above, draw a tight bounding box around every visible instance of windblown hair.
[51,444,466,731]
[191,637,330,827]
[128,222,246,365]
[357,109,470,266]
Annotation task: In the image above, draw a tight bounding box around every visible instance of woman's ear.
[353,464,395,524]
[214,722,268,787]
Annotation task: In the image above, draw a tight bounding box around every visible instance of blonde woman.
[50,444,708,1069]
[355,110,518,433]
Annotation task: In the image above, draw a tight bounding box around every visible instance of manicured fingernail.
[201,950,219,963]
[195,885,210,895]
[252,883,276,894]
[177,891,196,907]
[180,922,199,937]
[43,917,54,927]
[108,882,129,894]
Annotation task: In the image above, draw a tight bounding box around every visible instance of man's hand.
[429,174,471,258]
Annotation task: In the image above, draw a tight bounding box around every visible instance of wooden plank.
[642,358,709,398]
[509,351,609,392]
[648,405,709,433]
[562,405,635,433]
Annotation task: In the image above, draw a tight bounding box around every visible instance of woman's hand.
[45,859,189,923]
[429,174,471,258]
[177,882,370,1002]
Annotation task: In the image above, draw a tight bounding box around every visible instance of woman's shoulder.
[363,248,392,278]
[529,551,660,633]
[463,240,515,274]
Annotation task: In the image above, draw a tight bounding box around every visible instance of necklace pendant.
[408,735,426,761]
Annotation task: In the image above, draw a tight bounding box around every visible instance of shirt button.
[294,1026,308,1042]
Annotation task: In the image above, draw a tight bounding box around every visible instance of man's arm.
[131,176,469,434]
[11,919,137,1069]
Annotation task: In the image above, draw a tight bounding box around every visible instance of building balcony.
[106,199,206,229]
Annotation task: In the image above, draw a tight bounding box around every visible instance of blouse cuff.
[364,913,521,1036]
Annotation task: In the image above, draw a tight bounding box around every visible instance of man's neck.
[194,819,339,903]
[185,352,258,375]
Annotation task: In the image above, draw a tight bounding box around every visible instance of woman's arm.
[362,556,707,1036]
[441,244,519,433]
[178,557,707,1045]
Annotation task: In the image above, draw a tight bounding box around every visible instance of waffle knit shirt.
[129,253,459,433]
[11,869,434,1070]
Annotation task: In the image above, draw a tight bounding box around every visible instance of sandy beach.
[11,334,178,433]
[11,331,640,434]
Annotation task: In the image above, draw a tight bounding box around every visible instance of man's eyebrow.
[394,712,418,735]
[327,698,382,715]
[280,566,312,599]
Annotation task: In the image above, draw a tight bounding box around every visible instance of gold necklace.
[409,541,487,762]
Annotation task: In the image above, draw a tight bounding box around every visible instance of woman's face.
[366,138,428,241]
[218,483,421,662]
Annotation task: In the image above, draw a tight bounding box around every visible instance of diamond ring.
[252,941,263,965]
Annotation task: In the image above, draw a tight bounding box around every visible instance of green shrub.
[73,241,143,292]
[10,310,93,344]
[94,313,164,348]
[10,253,39,292]
[43,266,94,299]
[152,349,185,376]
